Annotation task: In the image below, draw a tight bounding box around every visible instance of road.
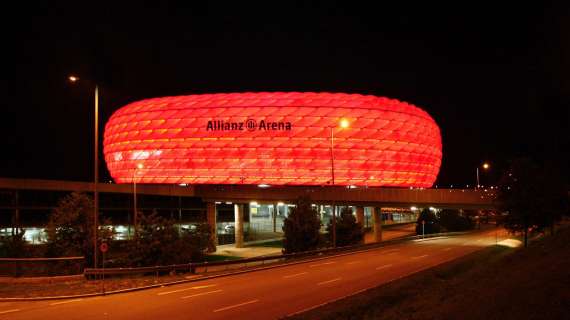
[0,228,509,320]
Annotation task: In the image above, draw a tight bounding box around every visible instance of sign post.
[100,242,108,294]
[422,220,425,239]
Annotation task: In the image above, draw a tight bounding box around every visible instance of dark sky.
[3,1,569,187]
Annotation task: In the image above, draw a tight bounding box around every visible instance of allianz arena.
[103,92,442,187]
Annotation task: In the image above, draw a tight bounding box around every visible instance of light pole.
[69,76,99,268]
[330,118,349,247]
[133,163,144,238]
[476,162,490,190]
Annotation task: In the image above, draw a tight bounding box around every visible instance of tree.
[125,210,211,267]
[0,228,27,258]
[46,192,96,264]
[439,209,474,232]
[497,158,569,247]
[326,207,363,246]
[415,208,440,235]
[282,196,322,254]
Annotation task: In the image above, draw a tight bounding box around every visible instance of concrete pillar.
[356,206,364,226]
[206,202,217,252]
[234,203,244,248]
[273,203,278,233]
[373,207,382,242]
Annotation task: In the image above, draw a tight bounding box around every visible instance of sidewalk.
[213,242,282,258]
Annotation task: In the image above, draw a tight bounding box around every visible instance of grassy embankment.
[289,226,570,320]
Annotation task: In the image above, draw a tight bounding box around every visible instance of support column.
[206,202,217,252]
[234,203,244,248]
[356,206,364,226]
[373,207,382,242]
[273,203,278,233]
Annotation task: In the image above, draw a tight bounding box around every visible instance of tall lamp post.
[330,118,350,247]
[69,76,99,268]
[132,163,144,238]
[476,162,490,190]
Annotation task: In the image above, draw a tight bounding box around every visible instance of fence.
[0,256,84,277]
[84,231,465,278]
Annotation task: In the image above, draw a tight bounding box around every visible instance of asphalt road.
[0,229,508,320]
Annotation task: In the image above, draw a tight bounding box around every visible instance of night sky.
[3,1,569,187]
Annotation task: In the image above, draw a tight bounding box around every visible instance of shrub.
[282,196,322,253]
[415,208,441,235]
[326,207,364,246]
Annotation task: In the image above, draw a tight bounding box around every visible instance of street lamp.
[69,75,99,268]
[476,162,490,190]
[330,118,350,247]
[133,163,144,238]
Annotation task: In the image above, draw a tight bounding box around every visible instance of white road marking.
[49,299,83,306]
[317,277,342,286]
[181,289,223,299]
[158,284,217,295]
[411,254,429,259]
[283,272,308,279]
[375,264,393,270]
[213,299,259,312]
[0,309,20,315]
[346,260,362,265]
[309,261,336,268]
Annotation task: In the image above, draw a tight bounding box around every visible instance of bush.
[124,211,211,267]
[0,229,27,258]
[282,196,322,254]
[326,207,364,246]
[439,209,474,232]
[415,208,441,235]
[45,192,96,264]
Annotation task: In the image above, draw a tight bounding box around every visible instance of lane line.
[283,272,308,279]
[375,264,393,270]
[346,260,362,265]
[0,309,20,315]
[49,299,83,306]
[181,289,223,299]
[309,261,336,268]
[317,278,342,286]
[213,299,259,312]
[158,284,217,296]
[411,254,429,259]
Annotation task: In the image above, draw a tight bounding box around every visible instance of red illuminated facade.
[103,92,442,187]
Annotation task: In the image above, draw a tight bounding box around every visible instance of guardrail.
[0,256,85,277]
[84,232,464,278]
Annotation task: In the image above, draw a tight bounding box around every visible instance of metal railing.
[84,231,464,278]
[0,256,85,277]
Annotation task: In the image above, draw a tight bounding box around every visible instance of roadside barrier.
[84,231,465,279]
[0,256,84,277]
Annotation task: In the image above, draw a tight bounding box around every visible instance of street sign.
[100,242,108,253]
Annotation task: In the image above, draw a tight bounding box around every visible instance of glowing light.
[104,92,442,186]
[68,75,79,82]
[258,184,271,188]
[410,206,418,211]
[277,202,284,206]
[137,163,144,169]
[483,163,490,169]
[250,201,258,206]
